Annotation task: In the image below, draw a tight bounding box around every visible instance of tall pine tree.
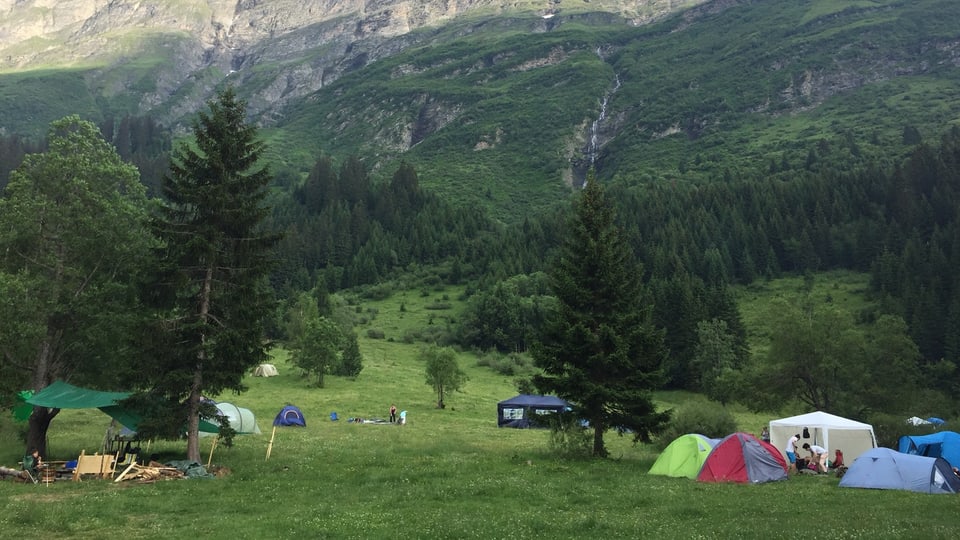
[532,173,669,457]
[138,88,276,461]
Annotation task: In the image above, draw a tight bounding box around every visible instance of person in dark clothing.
[21,448,42,482]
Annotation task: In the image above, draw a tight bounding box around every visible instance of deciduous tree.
[423,345,467,408]
[293,317,343,387]
[0,116,152,456]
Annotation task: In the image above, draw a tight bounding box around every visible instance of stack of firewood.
[114,461,185,483]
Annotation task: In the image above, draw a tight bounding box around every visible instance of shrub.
[366,328,385,339]
[655,400,737,450]
[546,414,592,459]
[361,283,394,300]
[476,351,534,376]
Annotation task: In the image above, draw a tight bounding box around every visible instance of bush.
[361,283,394,300]
[366,328,385,339]
[655,400,737,451]
[476,351,534,376]
[546,414,592,459]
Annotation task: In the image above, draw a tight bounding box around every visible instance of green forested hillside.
[263,0,960,221]
[3,2,960,223]
[3,0,960,425]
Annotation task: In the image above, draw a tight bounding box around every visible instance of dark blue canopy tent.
[497,394,570,428]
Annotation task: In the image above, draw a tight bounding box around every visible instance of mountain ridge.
[0,0,704,133]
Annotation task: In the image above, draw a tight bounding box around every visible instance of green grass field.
[2,276,958,538]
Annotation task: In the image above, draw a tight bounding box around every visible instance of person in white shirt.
[802,443,828,473]
[785,433,801,474]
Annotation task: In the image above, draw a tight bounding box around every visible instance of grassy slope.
[2,272,958,538]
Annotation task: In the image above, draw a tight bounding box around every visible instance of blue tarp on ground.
[839,447,960,494]
[898,431,960,468]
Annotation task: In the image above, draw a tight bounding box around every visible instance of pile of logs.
[114,461,185,483]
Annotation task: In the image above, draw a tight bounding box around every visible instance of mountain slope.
[0,0,703,134]
[2,1,960,223]
[269,0,960,219]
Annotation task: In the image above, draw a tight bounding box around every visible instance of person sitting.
[831,449,845,469]
[21,448,42,482]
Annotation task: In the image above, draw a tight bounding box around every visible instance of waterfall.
[588,73,621,166]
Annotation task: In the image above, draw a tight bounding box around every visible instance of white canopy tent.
[769,411,877,463]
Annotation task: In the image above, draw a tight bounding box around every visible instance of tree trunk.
[186,265,214,463]
[26,407,58,457]
[27,327,62,458]
[593,425,607,458]
[185,374,202,463]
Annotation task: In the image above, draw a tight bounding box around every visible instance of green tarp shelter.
[648,433,720,479]
[25,380,221,433]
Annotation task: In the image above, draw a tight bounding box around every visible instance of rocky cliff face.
[0,0,705,127]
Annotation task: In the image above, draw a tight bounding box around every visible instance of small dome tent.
[898,431,960,468]
[697,432,788,484]
[839,447,960,494]
[254,363,279,377]
[648,434,720,479]
[273,405,306,427]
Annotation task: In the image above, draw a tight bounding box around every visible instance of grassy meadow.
[2,275,959,539]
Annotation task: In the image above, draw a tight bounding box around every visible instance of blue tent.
[898,431,960,468]
[839,447,960,494]
[273,405,306,427]
[497,394,570,428]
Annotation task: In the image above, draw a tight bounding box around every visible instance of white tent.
[253,363,279,377]
[200,402,262,437]
[769,411,877,463]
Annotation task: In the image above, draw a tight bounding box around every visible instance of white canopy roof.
[770,411,873,430]
[769,410,877,463]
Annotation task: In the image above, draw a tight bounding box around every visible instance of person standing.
[760,426,770,443]
[785,433,801,474]
[389,404,398,423]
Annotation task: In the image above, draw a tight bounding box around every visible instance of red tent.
[697,432,789,484]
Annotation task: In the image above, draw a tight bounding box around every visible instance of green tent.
[25,380,222,433]
[648,433,720,479]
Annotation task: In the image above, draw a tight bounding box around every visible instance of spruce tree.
[138,88,276,462]
[532,173,669,457]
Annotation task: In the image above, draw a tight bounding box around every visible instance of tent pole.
[266,425,277,461]
[207,435,219,469]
